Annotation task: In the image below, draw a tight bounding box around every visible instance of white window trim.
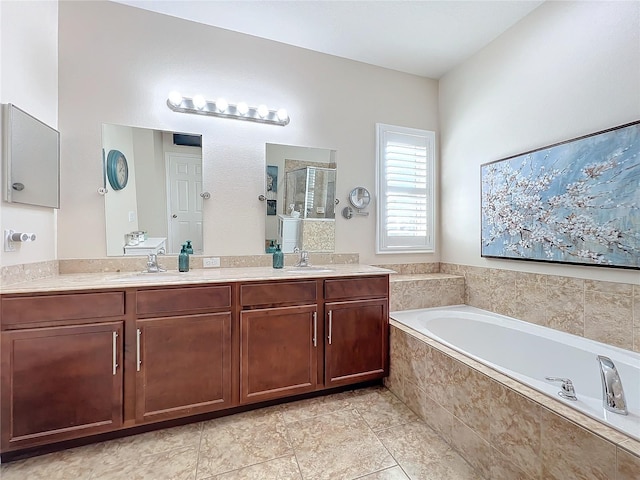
[375,123,435,254]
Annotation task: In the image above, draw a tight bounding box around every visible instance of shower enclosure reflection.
[265,143,337,253]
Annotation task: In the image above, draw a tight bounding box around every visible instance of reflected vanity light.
[166,92,290,126]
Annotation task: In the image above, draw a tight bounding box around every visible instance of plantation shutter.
[376,124,435,253]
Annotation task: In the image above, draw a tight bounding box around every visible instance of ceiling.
[113,0,544,79]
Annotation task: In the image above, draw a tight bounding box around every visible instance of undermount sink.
[107,271,188,282]
[286,266,335,273]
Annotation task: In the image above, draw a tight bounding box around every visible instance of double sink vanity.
[0,263,390,460]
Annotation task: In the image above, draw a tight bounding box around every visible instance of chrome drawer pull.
[313,312,317,347]
[112,331,118,375]
[328,310,333,345]
[136,328,142,371]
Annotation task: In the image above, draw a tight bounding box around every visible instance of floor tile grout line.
[197,454,298,480]
[350,464,407,480]
[283,404,362,427]
[194,421,205,480]
[281,416,306,480]
[196,410,297,479]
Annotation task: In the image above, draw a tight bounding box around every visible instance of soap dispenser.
[272,244,284,269]
[179,244,190,272]
[185,240,193,254]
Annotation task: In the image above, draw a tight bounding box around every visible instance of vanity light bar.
[166,92,290,127]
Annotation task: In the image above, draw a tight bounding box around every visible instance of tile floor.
[0,386,481,480]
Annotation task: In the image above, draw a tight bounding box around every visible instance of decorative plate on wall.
[106,149,128,190]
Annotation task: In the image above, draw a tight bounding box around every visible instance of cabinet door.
[240,305,318,404]
[0,322,123,451]
[325,299,388,387]
[135,313,232,423]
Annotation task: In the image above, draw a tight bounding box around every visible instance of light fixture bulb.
[276,108,289,122]
[257,104,269,118]
[168,91,183,107]
[237,102,249,115]
[193,95,207,110]
[215,98,228,112]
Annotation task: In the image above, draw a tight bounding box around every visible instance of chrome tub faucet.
[597,355,627,415]
[545,377,578,401]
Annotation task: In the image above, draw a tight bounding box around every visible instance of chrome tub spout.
[597,355,627,415]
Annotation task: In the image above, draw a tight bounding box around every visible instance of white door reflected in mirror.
[102,124,203,256]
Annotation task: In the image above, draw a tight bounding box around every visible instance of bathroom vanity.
[0,266,389,458]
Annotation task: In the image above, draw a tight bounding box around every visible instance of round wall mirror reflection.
[348,187,371,210]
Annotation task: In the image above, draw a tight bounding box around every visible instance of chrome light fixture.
[166,91,290,126]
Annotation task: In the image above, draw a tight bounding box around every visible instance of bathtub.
[390,305,640,442]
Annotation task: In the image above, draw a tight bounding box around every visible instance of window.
[376,123,435,253]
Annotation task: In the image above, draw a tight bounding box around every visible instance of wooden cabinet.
[135,313,232,422]
[0,273,389,458]
[240,305,318,403]
[324,277,389,387]
[324,299,388,387]
[134,285,234,422]
[0,322,123,451]
[239,281,319,404]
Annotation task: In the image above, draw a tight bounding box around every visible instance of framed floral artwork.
[266,165,278,192]
[266,199,277,216]
[481,121,639,269]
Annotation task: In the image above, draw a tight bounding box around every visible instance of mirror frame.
[348,187,371,210]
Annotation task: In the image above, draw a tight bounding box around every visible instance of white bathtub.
[390,305,640,441]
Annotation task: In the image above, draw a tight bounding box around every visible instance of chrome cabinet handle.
[312,312,317,347]
[112,331,118,375]
[328,310,333,345]
[136,328,142,371]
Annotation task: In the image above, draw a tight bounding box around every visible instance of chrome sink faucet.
[145,253,166,273]
[293,247,310,267]
[597,355,627,415]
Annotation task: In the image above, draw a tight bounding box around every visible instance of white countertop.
[0,264,393,294]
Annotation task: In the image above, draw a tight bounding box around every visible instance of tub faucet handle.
[545,377,577,401]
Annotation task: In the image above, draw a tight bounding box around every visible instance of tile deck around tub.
[0,386,481,480]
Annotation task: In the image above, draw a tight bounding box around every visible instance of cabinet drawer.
[324,276,388,301]
[240,281,317,308]
[136,285,232,316]
[1,292,125,328]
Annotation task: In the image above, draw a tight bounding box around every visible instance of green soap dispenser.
[185,240,193,254]
[266,240,276,254]
[272,244,284,269]
[179,244,190,272]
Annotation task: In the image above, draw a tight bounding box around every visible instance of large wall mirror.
[265,143,337,253]
[102,124,203,256]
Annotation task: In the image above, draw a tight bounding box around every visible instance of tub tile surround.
[440,263,640,353]
[387,322,640,480]
[388,274,465,312]
[378,263,463,312]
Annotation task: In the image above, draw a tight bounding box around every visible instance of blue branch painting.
[481,122,640,269]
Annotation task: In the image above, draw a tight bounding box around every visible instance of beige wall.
[439,0,640,285]
[57,1,439,265]
[0,1,58,267]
